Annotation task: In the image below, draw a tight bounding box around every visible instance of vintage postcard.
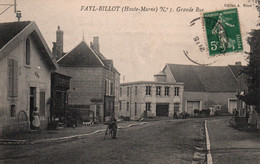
[0,0,259,163]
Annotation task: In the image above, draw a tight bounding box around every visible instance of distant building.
[163,63,246,115]
[119,72,184,120]
[0,21,58,136]
[53,28,120,122]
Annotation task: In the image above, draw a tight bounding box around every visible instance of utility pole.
[0,0,17,16]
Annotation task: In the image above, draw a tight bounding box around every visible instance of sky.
[0,0,259,82]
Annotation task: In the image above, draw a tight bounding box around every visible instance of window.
[156,86,161,95]
[135,86,137,95]
[26,38,30,65]
[8,59,18,97]
[127,102,129,111]
[174,87,180,96]
[135,102,137,116]
[146,86,151,95]
[10,104,16,117]
[110,82,114,95]
[165,86,170,96]
[105,79,109,95]
[108,80,111,95]
[119,102,122,110]
[120,88,122,97]
[174,103,180,112]
[146,102,151,112]
[127,87,130,96]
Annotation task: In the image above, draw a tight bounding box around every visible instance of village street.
[0,118,205,164]
[208,117,260,164]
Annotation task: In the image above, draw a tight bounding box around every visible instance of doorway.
[30,87,36,129]
[187,101,200,115]
[156,103,169,117]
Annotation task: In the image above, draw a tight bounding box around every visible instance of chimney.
[53,26,64,60]
[92,36,99,52]
[235,61,242,66]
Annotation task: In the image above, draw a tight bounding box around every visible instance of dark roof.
[57,41,104,67]
[228,65,248,91]
[92,48,106,60]
[0,21,58,69]
[166,64,238,92]
[57,41,120,75]
[167,64,206,92]
[228,65,245,78]
[0,21,31,49]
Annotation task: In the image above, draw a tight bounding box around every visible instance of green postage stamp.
[203,8,243,56]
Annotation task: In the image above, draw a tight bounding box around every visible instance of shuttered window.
[135,102,137,116]
[8,59,18,97]
[105,79,109,95]
[110,82,114,96]
[40,91,45,117]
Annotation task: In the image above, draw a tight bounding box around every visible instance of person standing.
[109,114,117,139]
[32,107,40,130]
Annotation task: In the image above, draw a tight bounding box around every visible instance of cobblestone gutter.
[191,120,207,164]
[0,122,148,145]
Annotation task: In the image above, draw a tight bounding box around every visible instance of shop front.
[50,72,71,125]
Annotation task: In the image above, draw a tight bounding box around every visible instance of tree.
[242,29,260,113]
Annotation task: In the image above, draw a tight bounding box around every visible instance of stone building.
[53,27,120,122]
[119,72,184,120]
[0,21,58,136]
[162,63,246,115]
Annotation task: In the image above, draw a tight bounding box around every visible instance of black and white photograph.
[0,0,260,163]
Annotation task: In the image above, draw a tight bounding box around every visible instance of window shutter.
[8,59,14,97]
[13,60,18,97]
[105,79,108,95]
[40,92,45,117]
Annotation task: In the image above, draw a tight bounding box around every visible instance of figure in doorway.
[32,107,40,130]
[173,112,178,119]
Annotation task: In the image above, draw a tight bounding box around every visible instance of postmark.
[203,8,243,56]
[183,16,218,66]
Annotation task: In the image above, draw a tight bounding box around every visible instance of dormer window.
[25,38,30,65]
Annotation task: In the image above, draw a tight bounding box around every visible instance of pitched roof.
[228,65,244,78]
[0,21,58,69]
[57,41,120,75]
[0,21,31,49]
[166,64,238,92]
[228,65,248,91]
[57,41,105,67]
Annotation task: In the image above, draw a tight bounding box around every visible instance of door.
[228,99,237,114]
[30,87,36,129]
[56,91,67,122]
[187,101,200,115]
[156,104,169,116]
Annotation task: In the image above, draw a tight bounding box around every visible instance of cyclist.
[108,114,117,139]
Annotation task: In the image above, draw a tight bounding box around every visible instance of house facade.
[55,30,120,122]
[0,21,58,136]
[119,73,184,120]
[162,63,246,115]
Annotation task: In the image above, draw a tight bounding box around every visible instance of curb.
[191,121,207,164]
[0,122,148,145]
[205,120,213,164]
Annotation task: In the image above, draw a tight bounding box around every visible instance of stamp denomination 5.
[203,8,243,56]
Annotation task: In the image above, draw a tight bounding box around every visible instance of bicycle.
[104,123,117,140]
